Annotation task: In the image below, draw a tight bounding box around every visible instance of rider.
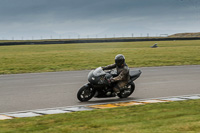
[102,54,130,95]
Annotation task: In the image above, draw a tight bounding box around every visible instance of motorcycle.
[77,67,142,102]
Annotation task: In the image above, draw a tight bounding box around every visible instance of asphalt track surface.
[0,65,200,113]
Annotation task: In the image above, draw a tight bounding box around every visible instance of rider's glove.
[107,78,115,84]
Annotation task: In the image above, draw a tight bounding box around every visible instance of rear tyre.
[77,84,95,102]
[117,82,135,98]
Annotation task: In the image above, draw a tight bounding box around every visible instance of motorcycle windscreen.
[93,67,106,76]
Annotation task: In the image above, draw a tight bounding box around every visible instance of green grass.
[0,99,200,133]
[0,40,200,74]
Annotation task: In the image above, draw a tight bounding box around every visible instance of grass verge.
[0,99,200,133]
[0,40,200,74]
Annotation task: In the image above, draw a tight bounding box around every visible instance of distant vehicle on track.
[151,43,158,48]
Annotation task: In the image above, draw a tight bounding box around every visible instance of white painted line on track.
[33,109,70,115]
[1,94,200,120]
[0,115,13,120]
[3,112,41,118]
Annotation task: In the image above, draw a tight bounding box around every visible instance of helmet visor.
[115,59,124,67]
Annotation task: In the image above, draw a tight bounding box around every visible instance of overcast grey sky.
[0,0,200,40]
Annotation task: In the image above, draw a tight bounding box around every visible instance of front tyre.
[117,82,135,98]
[77,84,95,102]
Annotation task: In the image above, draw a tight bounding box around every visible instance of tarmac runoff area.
[1,94,200,120]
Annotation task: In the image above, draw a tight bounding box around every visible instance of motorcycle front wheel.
[77,84,96,102]
[117,82,135,98]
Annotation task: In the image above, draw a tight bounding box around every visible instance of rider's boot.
[113,87,120,96]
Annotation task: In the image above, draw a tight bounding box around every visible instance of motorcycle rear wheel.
[77,84,95,102]
[117,82,135,98]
